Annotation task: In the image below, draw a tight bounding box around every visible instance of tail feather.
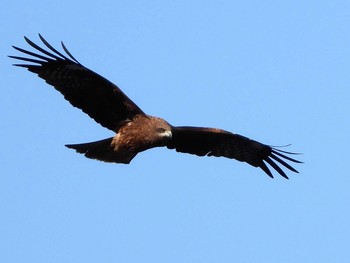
[65,137,118,163]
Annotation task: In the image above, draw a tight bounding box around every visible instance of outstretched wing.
[167,126,301,179]
[9,34,145,132]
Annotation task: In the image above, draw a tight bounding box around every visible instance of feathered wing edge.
[259,148,302,179]
[9,34,80,68]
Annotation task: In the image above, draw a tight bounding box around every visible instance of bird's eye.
[156,128,166,133]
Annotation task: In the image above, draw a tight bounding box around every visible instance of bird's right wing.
[10,34,145,132]
[167,126,301,179]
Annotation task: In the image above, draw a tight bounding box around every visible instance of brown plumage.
[10,34,302,179]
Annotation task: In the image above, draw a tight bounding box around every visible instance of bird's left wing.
[10,34,145,132]
[167,126,301,179]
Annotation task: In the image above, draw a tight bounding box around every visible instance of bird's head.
[148,117,172,146]
[156,127,172,138]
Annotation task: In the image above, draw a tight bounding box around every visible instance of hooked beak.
[164,130,172,139]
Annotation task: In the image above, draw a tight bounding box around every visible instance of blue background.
[1,1,349,262]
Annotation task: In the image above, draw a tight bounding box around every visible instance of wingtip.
[11,45,22,52]
[260,162,275,179]
[38,33,47,44]
[23,35,31,43]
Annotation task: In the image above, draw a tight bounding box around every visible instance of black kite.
[10,35,301,178]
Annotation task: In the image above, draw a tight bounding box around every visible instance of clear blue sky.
[1,1,349,262]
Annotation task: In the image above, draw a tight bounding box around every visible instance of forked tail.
[65,137,117,163]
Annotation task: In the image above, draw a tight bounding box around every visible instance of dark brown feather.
[65,137,137,164]
[9,34,145,132]
[167,126,301,178]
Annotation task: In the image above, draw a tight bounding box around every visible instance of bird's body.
[10,35,301,178]
[67,115,173,164]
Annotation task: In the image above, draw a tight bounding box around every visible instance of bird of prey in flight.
[10,35,301,179]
